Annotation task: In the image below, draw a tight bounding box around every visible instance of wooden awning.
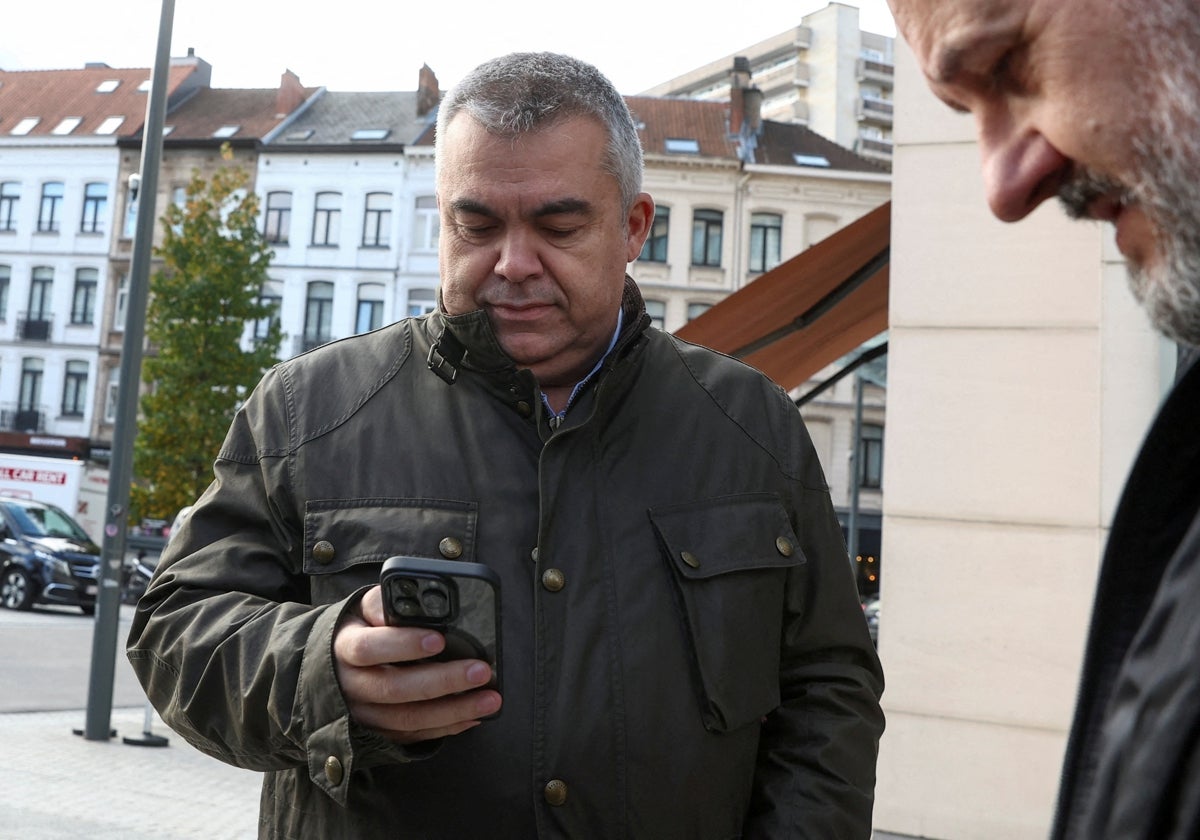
[674,201,890,392]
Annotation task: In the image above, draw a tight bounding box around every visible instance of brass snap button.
[324,755,344,786]
[680,550,700,569]
[516,400,532,417]
[312,540,335,564]
[439,537,464,559]
[530,546,539,563]
[775,536,795,557]
[543,778,568,806]
[541,568,565,592]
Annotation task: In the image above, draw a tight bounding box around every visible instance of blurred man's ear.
[625,193,655,262]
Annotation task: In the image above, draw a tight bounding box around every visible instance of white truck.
[0,453,109,543]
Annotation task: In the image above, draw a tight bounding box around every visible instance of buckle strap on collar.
[427,325,468,385]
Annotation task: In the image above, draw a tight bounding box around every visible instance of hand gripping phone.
[380,556,502,696]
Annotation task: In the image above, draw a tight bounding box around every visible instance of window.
[407,288,436,317]
[71,268,98,325]
[645,299,666,330]
[52,117,82,135]
[303,281,335,350]
[639,207,669,262]
[0,182,19,232]
[11,117,39,136]
[80,182,108,234]
[749,212,782,273]
[114,274,128,331]
[61,361,88,417]
[263,191,292,243]
[691,209,723,267]
[18,358,43,413]
[94,116,125,135]
[859,423,884,489]
[686,302,712,322]
[412,196,439,252]
[38,182,64,233]
[351,128,390,141]
[0,265,9,320]
[212,125,240,138]
[356,283,386,334]
[104,368,120,424]
[123,179,139,238]
[254,285,282,343]
[311,192,341,246]
[362,192,392,247]
[28,267,53,321]
[96,79,121,93]
[664,138,700,154]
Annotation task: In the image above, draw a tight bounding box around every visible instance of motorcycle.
[120,550,158,606]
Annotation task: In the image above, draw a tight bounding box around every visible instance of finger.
[342,656,493,707]
[334,621,445,669]
[353,688,503,741]
[358,585,387,626]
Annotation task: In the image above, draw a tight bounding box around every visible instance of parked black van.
[0,497,101,615]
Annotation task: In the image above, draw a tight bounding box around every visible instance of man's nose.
[978,120,1069,223]
[494,229,542,282]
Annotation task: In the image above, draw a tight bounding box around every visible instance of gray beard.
[1115,0,1200,346]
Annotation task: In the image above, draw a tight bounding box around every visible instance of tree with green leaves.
[130,153,282,522]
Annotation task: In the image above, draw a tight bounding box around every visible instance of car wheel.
[80,604,96,616]
[1,567,35,611]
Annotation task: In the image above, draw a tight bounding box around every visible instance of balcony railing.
[17,313,52,341]
[0,405,47,433]
[856,97,894,126]
[854,136,894,161]
[856,58,895,87]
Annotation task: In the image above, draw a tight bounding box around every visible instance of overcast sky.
[2,1,896,96]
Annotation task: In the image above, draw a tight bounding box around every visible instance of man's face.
[889,0,1200,345]
[436,113,653,388]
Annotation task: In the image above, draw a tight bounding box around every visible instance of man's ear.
[624,193,656,263]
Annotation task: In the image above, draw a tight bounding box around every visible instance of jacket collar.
[426,276,651,385]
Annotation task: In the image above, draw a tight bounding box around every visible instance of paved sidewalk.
[0,706,261,839]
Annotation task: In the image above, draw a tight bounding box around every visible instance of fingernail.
[466,662,492,684]
[420,633,443,653]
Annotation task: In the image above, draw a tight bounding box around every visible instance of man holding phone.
[128,52,883,838]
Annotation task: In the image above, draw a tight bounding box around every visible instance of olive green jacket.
[128,279,884,839]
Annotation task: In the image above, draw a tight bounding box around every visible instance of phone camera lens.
[394,597,421,617]
[421,585,450,619]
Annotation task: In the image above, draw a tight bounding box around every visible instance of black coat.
[1053,349,1200,839]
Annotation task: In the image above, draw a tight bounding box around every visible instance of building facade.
[641,1,895,164]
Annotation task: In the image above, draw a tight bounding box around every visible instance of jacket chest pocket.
[303,498,478,603]
[649,492,805,733]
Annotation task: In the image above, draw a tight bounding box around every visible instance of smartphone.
[380,555,502,697]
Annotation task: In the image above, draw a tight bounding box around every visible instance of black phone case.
[380,556,502,696]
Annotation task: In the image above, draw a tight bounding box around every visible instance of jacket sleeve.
[743,444,886,837]
[125,367,415,805]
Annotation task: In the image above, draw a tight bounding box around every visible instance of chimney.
[417,64,440,117]
[276,69,305,118]
[729,56,757,135]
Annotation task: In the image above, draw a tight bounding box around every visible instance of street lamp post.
[83,0,175,741]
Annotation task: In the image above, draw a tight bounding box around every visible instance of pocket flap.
[648,492,805,581]
[303,498,478,574]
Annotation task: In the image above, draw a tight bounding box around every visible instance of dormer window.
[52,117,83,135]
[351,128,390,141]
[96,79,121,93]
[95,116,126,135]
[793,154,831,168]
[665,137,700,154]
[213,125,240,138]
[11,117,40,136]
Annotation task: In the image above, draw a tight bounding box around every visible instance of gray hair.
[435,52,644,212]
